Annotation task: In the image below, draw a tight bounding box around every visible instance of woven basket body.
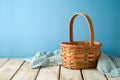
[60,13,101,69]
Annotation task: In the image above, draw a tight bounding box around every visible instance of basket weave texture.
[60,13,101,69]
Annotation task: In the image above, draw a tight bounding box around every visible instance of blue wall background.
[0,0,120,57]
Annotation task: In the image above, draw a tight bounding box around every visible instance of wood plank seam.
[10,61,25,80]
[81,70,84,80]
[0,58,120,80]
[104,75,109,80]
[0,58,9,68]
[34,67,41,80]
[82,69,108,80]
[11,62,39,80]
[58,66,61,80]
[81,69,87,80]
[0,59,25,80]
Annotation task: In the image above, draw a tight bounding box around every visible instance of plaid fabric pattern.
[24,50,62,68]
[97,53,120,77]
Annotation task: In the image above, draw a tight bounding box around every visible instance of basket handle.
[69,13,94,45]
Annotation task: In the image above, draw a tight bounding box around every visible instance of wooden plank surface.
[82,69,107,80]
[12,62,39,80]
[36,66,60,80]
[60,66,83,80]
[0,59,24,80]
[0,58,120,80]
[0,58,8,67]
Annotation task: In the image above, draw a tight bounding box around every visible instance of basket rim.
[60,41,101,47]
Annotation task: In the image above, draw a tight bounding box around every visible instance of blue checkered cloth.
[24,50,62,68]
[97,53,120,77]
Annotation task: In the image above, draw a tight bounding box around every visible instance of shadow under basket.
[60,13,102,69]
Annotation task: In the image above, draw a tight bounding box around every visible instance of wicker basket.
[60,13,101,69]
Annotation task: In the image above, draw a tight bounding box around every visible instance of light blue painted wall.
[0,0,120,57]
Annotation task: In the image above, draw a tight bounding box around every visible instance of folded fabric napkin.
[24,50,62,68]
[24,50,120,77]
[97,53,120,77]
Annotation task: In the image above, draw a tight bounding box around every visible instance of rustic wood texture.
[60,66,83,80]
[36,66,59,80]
[0,58,119,80]
[0,58,8,67]
[12,62,39,80]
[0,59,24,80]
[82,69,107,80]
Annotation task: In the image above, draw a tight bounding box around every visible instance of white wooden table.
[0,58,120,80]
